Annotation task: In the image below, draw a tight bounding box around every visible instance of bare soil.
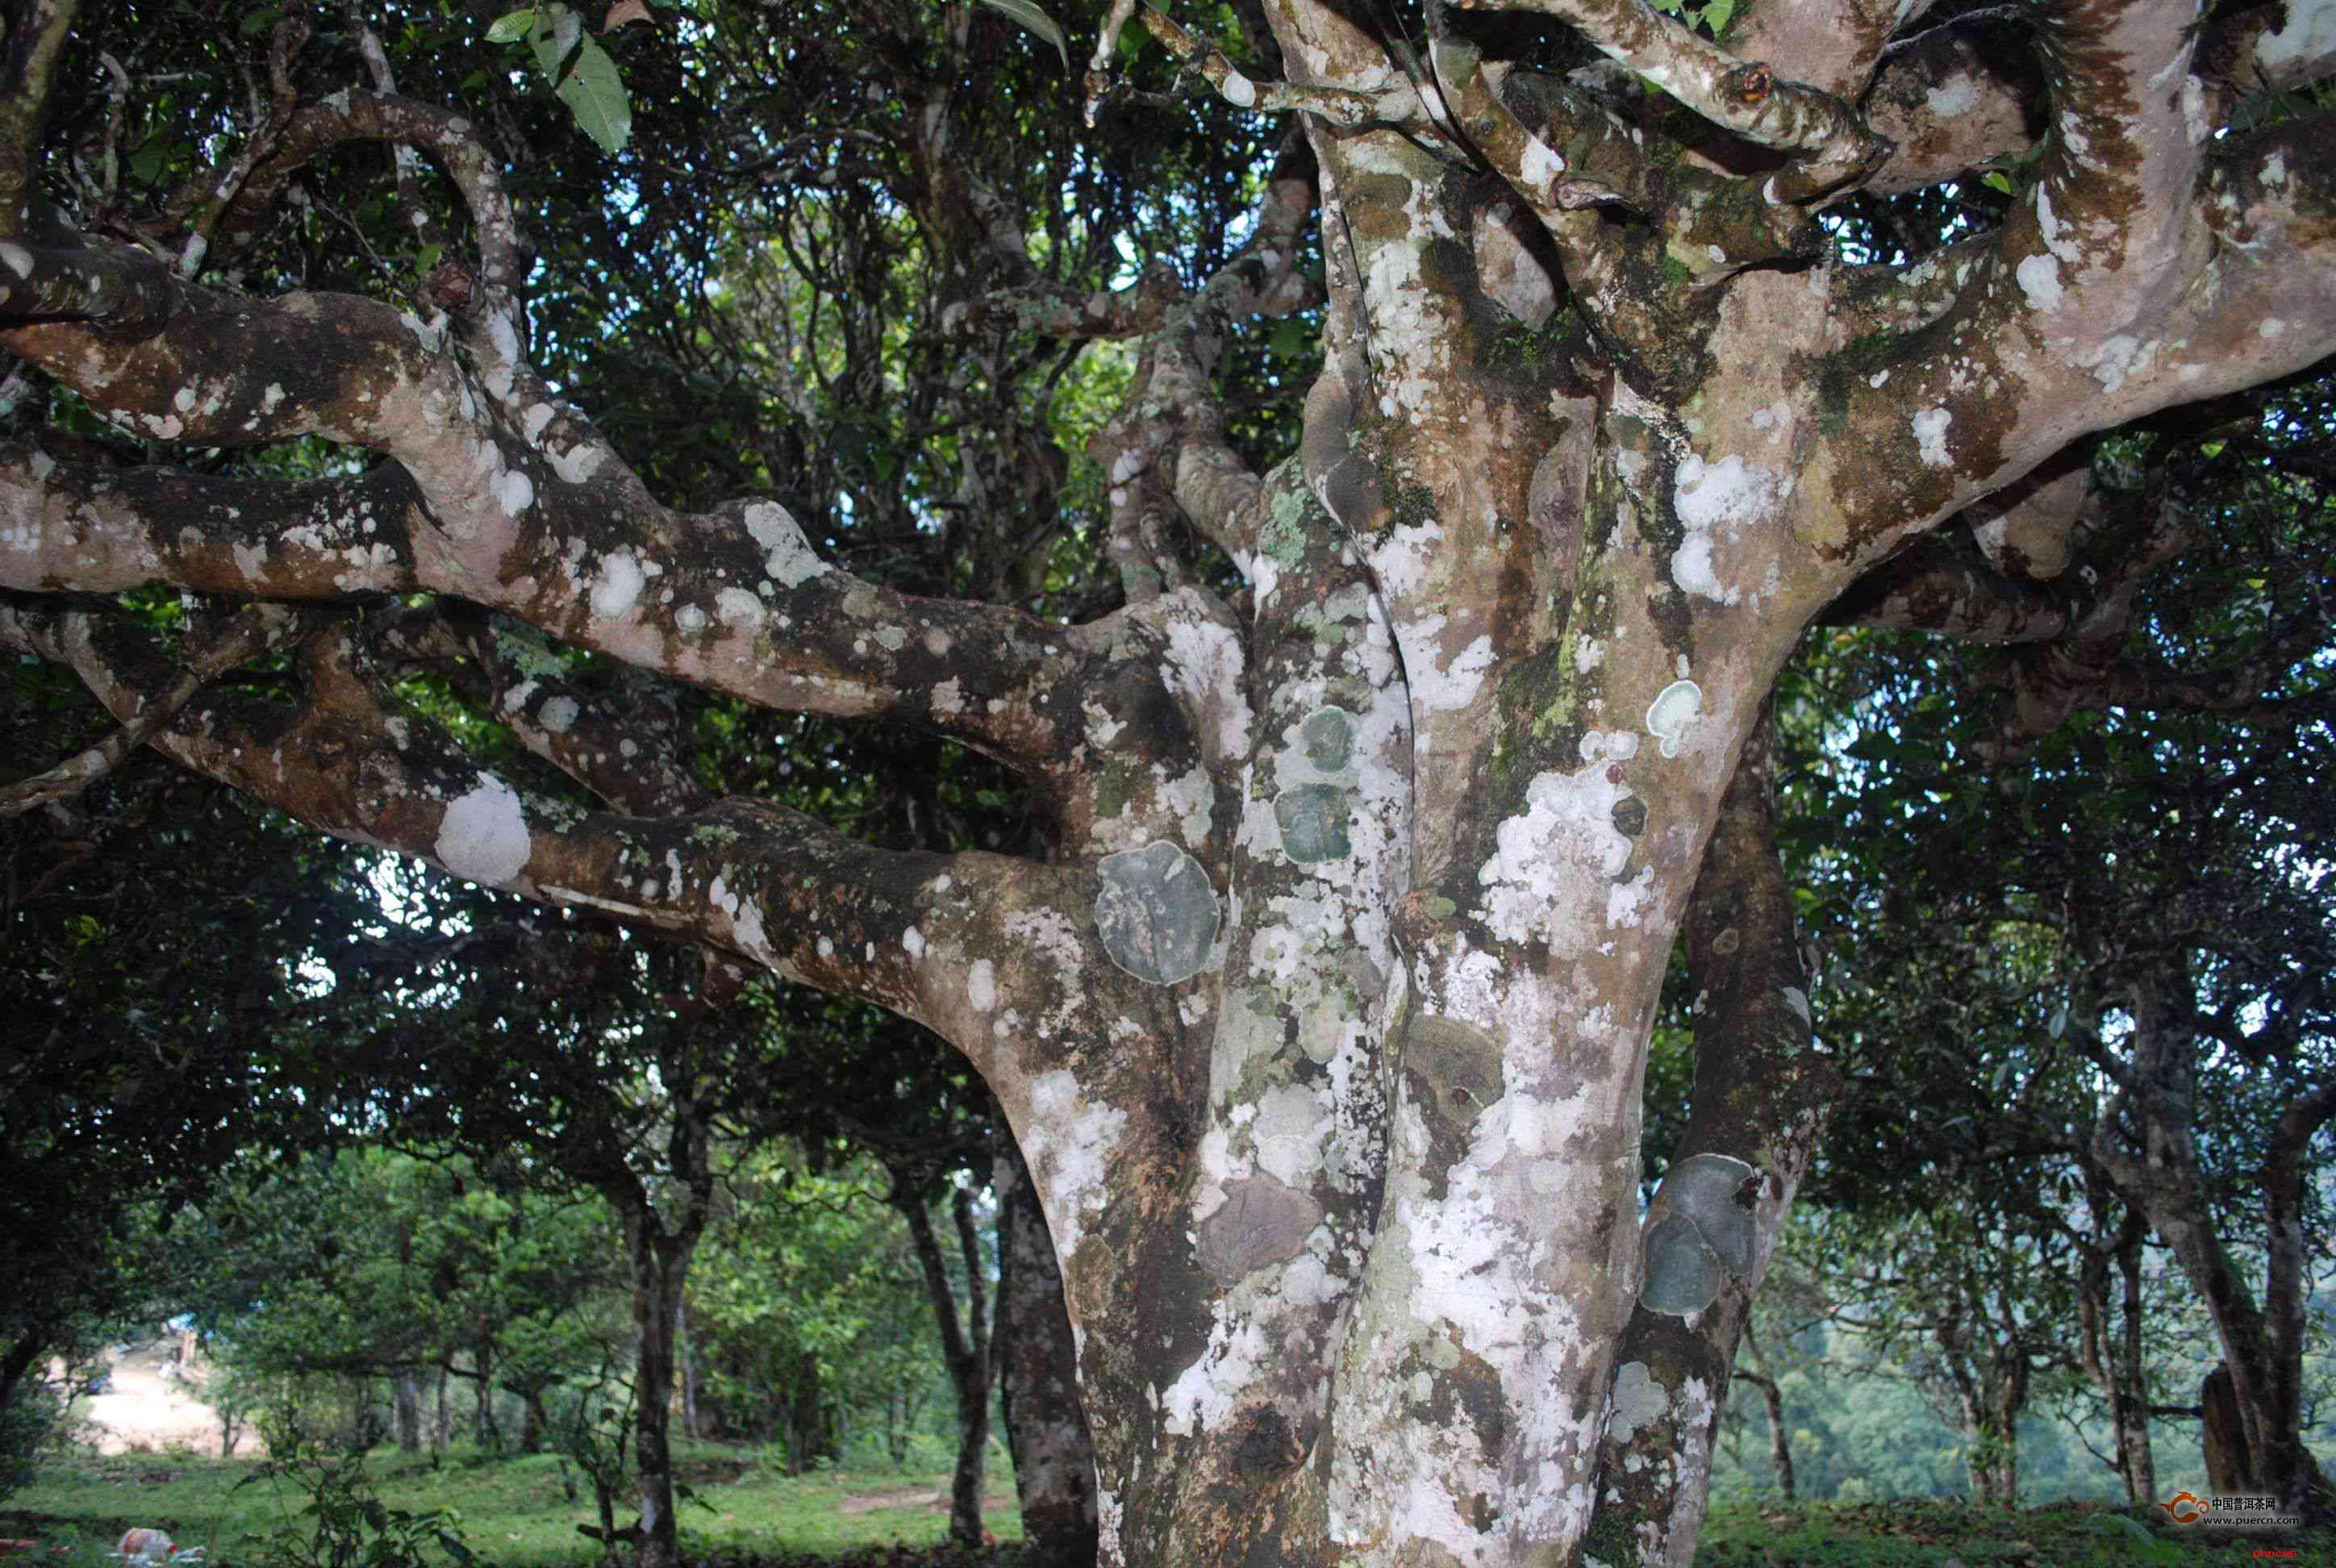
[78,1344,257,1458]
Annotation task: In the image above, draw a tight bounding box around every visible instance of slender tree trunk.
[899,1174,991,1548]
[2092,976,2336,1519]
[2114,1234,2156,1508]
[433,1364,451,1452]
[392,1369,423,1452]
[2074,1198,2155,1508]
[676,1299,698,1442]
[995,1142,1099,1564]
[625,1215,686,1568]
[473,1348,498,1450]
[1737,1325,1796,1503]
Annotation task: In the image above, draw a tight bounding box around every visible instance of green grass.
[1696,1496,2334,1565]
[4,1441,1023,1567]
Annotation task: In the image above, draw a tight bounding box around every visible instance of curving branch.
[0,600,302,815]
[1803,81,2336,583]
[1457,0,1894,200]
[1088,135,1318,582]
[0,593,1108,1079]
[0,274,1217,801]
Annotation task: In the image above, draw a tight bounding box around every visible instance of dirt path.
[80,1344,256,1458]
[837,1488,1015,1516]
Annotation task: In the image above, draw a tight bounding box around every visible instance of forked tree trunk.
[995,1143,1100,1563]
[2092,974,2336,1520]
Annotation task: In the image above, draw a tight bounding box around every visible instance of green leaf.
[530,3,583,76]
[1982,170,2014,195]
[129,144,166,184]
[241,6,282,37]
[974,0,1069,68]
[555,35,633,154]
[1700,0,1735,31]
[486,7,539,43]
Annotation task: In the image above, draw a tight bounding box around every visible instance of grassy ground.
[2,1441,1022,1568]
[11,1457,2331,1566]
[1697,1496,2332,1565]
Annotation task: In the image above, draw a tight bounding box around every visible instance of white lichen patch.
[967,959,997,1013]
[1159,1305,1269,1438]
[1912,407,1953,468]
[1606,1362,1668,1443]
[744,500,829,586]
[590,549,645,619]
[539,694,580,733]
[436,778,532,886]
[1019,1070,1128,1258]
[1478,731,1639,952]
[1925,74,1978,116]
[1162,612,1254,763]
[1644,679,1701,759]
[2015,253,2065,313]
[1671,455,1790,604]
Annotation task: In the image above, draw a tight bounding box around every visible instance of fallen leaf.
[603,0,653,28]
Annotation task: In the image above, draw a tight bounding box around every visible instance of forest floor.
[7,1453,2330,1565]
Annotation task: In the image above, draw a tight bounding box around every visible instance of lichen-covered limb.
[1860,27,2042,198]
[173,89,529,290]
[0,601,299,816]
[1822,456,2106,641]
[0,281,1198,786]
[1721,0,1938,101]
[1808,108,2336,578]
[372,604,719,819]
[1091,139,1317,573]
[1427,40,1623,277]
[1456,0,1892,199]
[0,595,1094,1058]
[1583,709,1830,1567]
[1124,5,1425,128]
[0,223,173,334]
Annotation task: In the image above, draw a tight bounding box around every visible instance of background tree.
[6,0,2336,1562]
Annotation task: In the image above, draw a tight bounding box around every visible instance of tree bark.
[2073,1199,2155,1508]
[996,1143,1099,1564]
[392,1368,423,1453]
[1581,707,1833,1564]
[898,1173,992,1549]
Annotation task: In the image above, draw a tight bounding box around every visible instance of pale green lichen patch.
[1606,1361,1669,1444]
[1275,782,1353,864]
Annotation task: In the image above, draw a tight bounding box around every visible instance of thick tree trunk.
[1580,707,1833,1563]
[2204,1362,2250,1495]
[899,1174,991,1549]
[995,1144,1099,1564]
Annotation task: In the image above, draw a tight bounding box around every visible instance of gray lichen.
[1093,840,1220,985]
[1639,1152,1760,1316]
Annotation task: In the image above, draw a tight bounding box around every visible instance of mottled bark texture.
[996,1146,1100,1564]
[8,0,2336,1558]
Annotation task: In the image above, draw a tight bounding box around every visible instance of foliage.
[239,1437,476,1568]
